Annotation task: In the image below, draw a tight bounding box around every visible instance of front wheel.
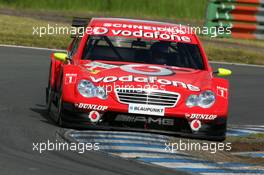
[46,63,53,113]
[55,91,64,127]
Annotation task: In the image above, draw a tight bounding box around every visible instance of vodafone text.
[90,75,200,92]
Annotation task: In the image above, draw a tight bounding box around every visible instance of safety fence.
[205,0,264,40]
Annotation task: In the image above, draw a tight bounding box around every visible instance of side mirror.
[215,68,232,77]
[53,53,67,62]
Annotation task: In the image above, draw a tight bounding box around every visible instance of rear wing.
[72,17,90,27]
[71,17,90,38]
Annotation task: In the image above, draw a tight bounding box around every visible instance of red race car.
[46,17,232,141]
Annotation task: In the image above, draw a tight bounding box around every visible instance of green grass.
[202,37,264,50]
[0,0,207,21]
[249,133,264,138]
[0,15,71,49]
[205,45,264,65]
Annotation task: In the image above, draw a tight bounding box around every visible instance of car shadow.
[30,104,57,127]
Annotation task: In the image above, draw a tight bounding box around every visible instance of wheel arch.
[50,53,63,90]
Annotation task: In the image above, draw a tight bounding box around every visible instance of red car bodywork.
[47,18,229,140]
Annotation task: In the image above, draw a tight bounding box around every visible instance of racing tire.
[54,75,65,127]
[56,93,64,127]
[46,63,52,113]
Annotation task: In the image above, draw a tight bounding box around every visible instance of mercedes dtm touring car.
[46,17,232,140]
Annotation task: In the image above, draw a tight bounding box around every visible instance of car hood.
[78,60,212,93]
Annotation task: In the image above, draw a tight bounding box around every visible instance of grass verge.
[0,14,71,49]
[204,37,264,50]
[205,45,264,65]
[0,14,263,65]
[0,0,207,21]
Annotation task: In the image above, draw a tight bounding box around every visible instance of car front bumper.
[61,102,227,141]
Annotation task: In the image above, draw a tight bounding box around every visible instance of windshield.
[82,35,205,70]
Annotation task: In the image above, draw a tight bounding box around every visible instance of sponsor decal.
[217,86,228,98]
[128,104,165,116]
[115,114,174,126]
[103,23,178,32]
[90,75,200,92]
[185,113,217,120]
[190,119,201,131]
[85,63,173,76]
[88,69,101,74]
[89,111,101,122]
[92,27,109,35]
[74,103,108,111]
[120,64,173,76]
[65,73,77,84]
[84,62,117,69]
[87,23,192,43]
[84,62,118,74]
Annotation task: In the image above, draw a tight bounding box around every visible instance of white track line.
[232,125,264,128]
[99,146,166,152]
[111,152,189,158]
[72,130,170,137]
[228,129,259,134]
[1,44,264,68]
[70,134,169,142]
[153,162,220,169]
[76,139,165,145]
[0,44,66,52]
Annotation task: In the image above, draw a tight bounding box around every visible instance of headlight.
[186,90,215,108]
[198,90,215,108]
[186,94,199,108]
[95,86,108,99]
[77,80,107,99]
[78,80,96,97]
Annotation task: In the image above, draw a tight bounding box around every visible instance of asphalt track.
[0,46,263,175]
